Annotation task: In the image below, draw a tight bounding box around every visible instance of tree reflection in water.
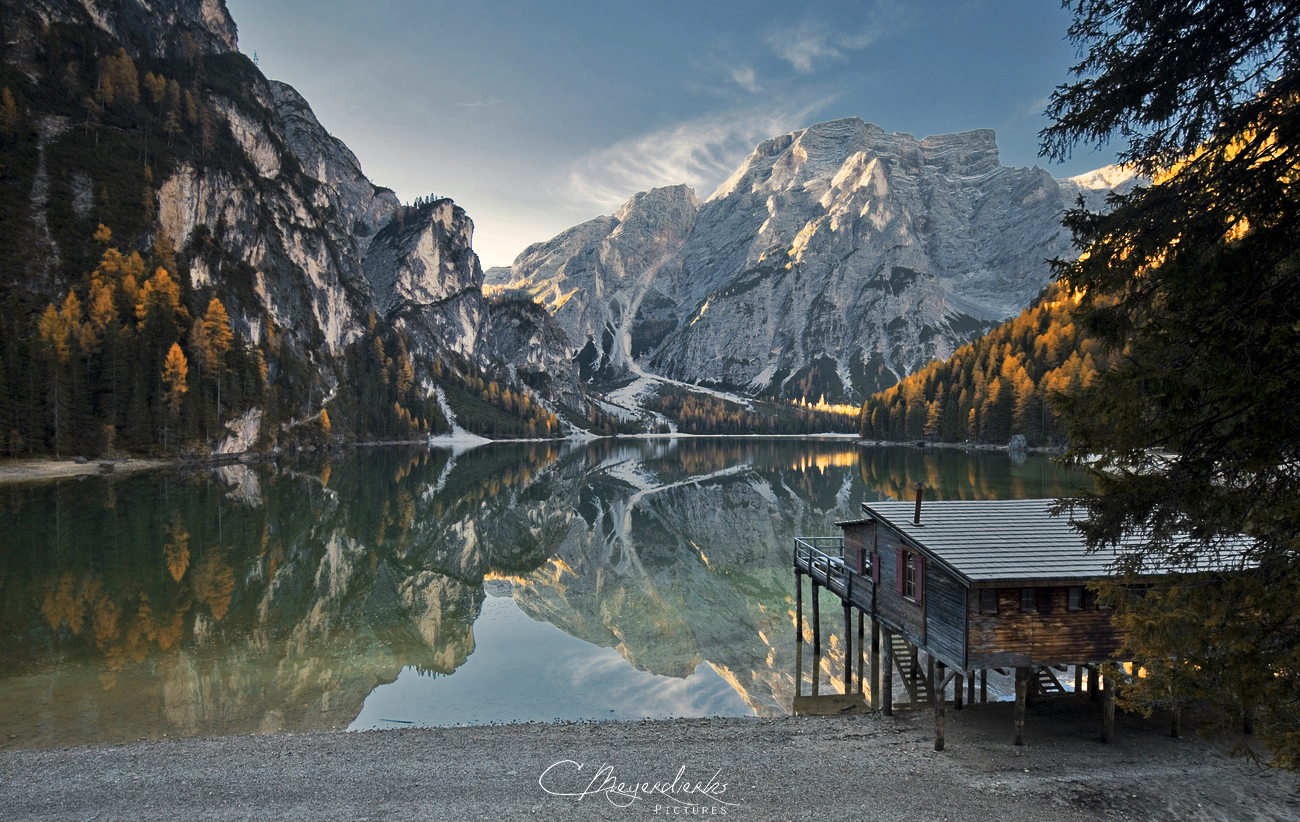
[0,440,1087,747]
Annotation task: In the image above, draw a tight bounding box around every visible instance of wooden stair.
[890,634,933,704]
[1036,666,1067,695]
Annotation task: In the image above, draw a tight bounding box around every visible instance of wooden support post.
[934,663,947,752]
[927,655,935,703]
[811,581,821,656]
[967,670,975,706]
[811,581,821,695]
[882,628,894,717]
[1088,665,1099,702]
[980,669,987,703]
[857,610,865,695]
[1102,671,1116,743]
[795,571,803,640]
[1014,667,1028,746]
[869,618,881,710]
[954,671,964,711]
[1075,664,1083,695]
[844,603,853,693]
[795,572,803,698]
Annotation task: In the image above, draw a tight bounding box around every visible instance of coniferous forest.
[857,282,1115,446]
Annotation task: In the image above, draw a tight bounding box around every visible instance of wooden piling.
[909,645,918,693]
[967,670,975,706]
[882,627,894,716]
[1102,671,1116,743]
[811,580,821,656]
[1075,664,1083,695]
[1088,664,1099,702]
[795,571,803,642]
[811,581,821,695]
[1014,667,1028,746]
[843,602,853,693]
[980,669,987,703]
[934,663,947,752]
[857,610,865,695]
[954,672,964,711]
[795,571,804,698]
[869,618,881,710]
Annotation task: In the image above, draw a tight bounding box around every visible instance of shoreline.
[0,434,1052,488]
[0,433,869,487]
[2,707,1293,820]
[0,457,175,486]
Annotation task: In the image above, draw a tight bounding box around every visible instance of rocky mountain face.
[492,118,1136,403]
[1,0,582,450]
[365,199,582,408]
[17,0,239,59]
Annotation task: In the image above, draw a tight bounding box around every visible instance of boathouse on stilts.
[794,490,1141,750]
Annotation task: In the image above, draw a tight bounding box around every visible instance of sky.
[225,0,1119,270]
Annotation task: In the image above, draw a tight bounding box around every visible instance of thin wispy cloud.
[458,99,502,107]
[730,65,761,93]
[768,20,858,73]
[765,2,907,74]
[564,100,829,211]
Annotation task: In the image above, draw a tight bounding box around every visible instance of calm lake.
[0,439,1089,749]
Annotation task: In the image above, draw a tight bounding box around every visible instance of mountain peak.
[1066,164,1141,190]
[711,119,1006,202]
[612,184,701,223]
[918,128,1001,175]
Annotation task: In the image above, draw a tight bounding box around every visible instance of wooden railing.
[794,536,872,609]
[794,536,848,595]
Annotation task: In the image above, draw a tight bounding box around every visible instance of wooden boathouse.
[794,493,1137,749]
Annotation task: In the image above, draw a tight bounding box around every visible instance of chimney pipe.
[913,482,924,525]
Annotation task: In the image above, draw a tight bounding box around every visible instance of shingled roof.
[860,498,1248,584]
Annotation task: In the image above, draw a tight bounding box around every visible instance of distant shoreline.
[1,434,1058,488]
[0,434,872,487]
[857,438,1068,455]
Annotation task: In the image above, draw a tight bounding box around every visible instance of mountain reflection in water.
[0,439,1088,748]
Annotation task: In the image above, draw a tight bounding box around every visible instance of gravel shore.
[3,701,1295,821]
[0,457,172,485]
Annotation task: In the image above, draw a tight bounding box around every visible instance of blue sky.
[225,0,1118,269]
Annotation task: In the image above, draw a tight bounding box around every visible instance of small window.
[1020,587,1037,613]
[904,554,916,601]
[1068,586,1084,611]
[979,589,997,615]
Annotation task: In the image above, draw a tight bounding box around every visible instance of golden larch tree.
[200,298,233,370]
[161,342,188,414]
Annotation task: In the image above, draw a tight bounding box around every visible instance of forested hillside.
[857,282,1116,446]
[0,8,579,457]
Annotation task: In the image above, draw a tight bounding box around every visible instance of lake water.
[0,439,1089,748]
